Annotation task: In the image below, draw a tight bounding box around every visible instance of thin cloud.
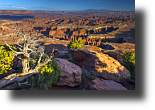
[0,3,54,11]
[0,3,28,9]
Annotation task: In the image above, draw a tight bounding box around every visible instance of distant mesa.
[0,15,34,21]
[0,10,135,46]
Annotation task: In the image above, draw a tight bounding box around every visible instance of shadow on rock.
[98,43,115,50]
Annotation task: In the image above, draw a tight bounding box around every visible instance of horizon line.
[0,9,135,12]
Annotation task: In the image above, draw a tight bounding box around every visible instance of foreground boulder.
[68,48,130,82]
[103,52,122,60]
[90,78,127,90]
[53,58,82,87]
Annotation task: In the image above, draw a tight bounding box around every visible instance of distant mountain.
[83,9,110,11]
[82,9,135,12]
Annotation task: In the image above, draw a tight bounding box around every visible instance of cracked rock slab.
[54,58,82,87]
[90,78,127,90]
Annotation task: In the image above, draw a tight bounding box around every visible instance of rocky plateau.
[0,10,135,90]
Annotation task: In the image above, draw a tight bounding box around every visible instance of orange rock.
[44,42,53,45]
[49,30,56,35]
[68,48,131,82]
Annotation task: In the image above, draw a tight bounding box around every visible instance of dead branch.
[0,72,38,89]
[0,25,54,89]
[5,42,23,55]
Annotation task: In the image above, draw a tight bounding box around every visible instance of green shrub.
[29,51,49,69]
[26,59,61,90]
[62,53,72,58]
[78,40,85,45]
[68,57,76,64]
[0,45,16,74]
[81,69,96,82]
[122,52,135,79]
[68,40,85,49]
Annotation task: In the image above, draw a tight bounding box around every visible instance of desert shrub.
[68,57,76,64]
[26,59,61,90]
[61,52,76,64]
[68,40,85,49]
[81,69,96,82]
[0,45,17,74]
[122,52,135,79]
[78,40,85,45]
[29,50,50,69]
[62,53,72,58]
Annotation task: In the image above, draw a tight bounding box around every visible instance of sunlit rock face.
[68,48,131,82]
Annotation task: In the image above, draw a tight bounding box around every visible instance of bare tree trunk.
[21,58,29,74]
[0,71,38,89]
[0,26,54,89]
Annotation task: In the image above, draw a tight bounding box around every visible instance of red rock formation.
[0,10,135,46]
[72,30,79,36]
[79,29,86,35]
[49,30,56,36]
[53,58,82,87]
[68,48,131,82]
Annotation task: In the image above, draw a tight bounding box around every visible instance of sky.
[0,0,135,11]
